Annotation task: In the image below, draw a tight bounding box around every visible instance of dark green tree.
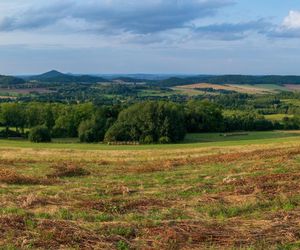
[104,101,186,143]
[185,100,223,132]
[29,125,52,143]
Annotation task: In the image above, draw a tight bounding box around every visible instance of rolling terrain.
[2,72,300,101]
[1,132,300,249]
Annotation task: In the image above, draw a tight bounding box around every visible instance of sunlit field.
[1,131,300,249]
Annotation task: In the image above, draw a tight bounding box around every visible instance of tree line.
[0,100,291,143]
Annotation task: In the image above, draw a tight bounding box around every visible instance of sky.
[0,0,300,75]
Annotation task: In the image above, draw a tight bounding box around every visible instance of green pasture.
[0,131,300,151]
[265,114,293,121]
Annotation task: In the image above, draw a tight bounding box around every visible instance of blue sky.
[0,0,300,75]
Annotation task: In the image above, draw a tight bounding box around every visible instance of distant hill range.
[0,75,25,85]
[2,71,300,87]
[27,70,109,84]
[154,75,300,87]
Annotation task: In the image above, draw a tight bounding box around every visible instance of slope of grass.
[0,136,300,249]
[1,135,300,249]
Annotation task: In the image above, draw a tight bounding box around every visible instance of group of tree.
[0,100,293,144]
[105,102,186,143]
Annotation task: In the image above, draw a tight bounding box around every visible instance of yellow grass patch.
[174,83,274,94]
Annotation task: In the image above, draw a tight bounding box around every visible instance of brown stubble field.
[173,83,275,95]
[1,141,300,249]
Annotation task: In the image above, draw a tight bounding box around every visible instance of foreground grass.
[1,132,300,249]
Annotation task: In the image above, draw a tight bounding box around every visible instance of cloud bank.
[0,0,300,75]
[0,0,233,34]
[0,0,299,44]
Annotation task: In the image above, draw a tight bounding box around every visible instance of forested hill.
[28,70,109,84]
[0,75,25,85]
[152,75,300,87]
[3,72,300,87]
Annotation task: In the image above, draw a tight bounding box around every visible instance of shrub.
[0,129,22,138]
[159,136,171,144]
[29,125,51,143]
[142,135,154,144]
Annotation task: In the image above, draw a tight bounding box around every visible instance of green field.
[1,131,300,150]
[1,131,300,249]
[265,114,293,121]
[240,84,289,92]
[282,99,300,107]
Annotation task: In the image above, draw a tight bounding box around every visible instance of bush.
[29,125,51,143]
[159,136,171,144]
[142,135,154,144]
[0,129,22,138]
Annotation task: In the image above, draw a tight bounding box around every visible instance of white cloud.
[0,1,299,48]
[283,10,300,29]
[268,10,300,38]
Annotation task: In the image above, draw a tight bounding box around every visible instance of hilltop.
[28,70,109,84]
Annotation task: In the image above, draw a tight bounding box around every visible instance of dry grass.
[175,83,274,94]
[138,218,300,249]
[0,215,113,249]
[47,163,90,178]
[123,146,300,173]
[0,168,55,185]
[81,198,169,214]
[1,139,300,249]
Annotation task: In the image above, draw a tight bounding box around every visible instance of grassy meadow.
[1,131,300,249]
[265,114,294,122]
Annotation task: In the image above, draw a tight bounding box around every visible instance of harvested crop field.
[1,138,300,249]
[285,84,300,91]
[0,87,54,95]
[174,83,276,94]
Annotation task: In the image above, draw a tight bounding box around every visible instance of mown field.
[1,132,300,249]
[172,83,289,95]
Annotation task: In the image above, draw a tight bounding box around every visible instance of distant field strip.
[173,83,279,94]
[265,114,293,121]
[285,84,300,91]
